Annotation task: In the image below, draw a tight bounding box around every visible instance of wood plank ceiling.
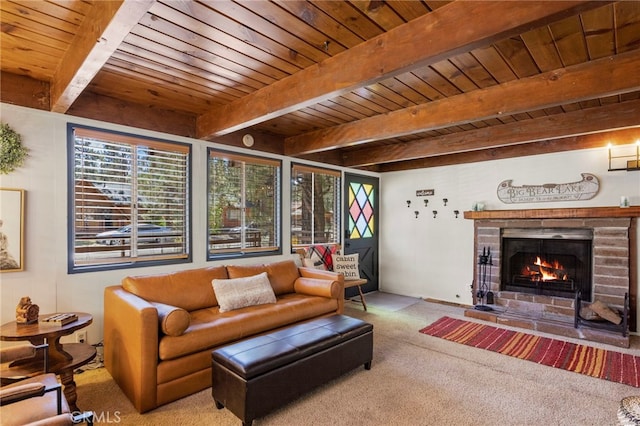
[1,0,639,172]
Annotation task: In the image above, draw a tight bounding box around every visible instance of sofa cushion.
[157,294,339,361]
[213,272,277,313]
[265,260,300,295]
[122,266,228,311]
[151,302,191,336]
[226,264,268,279]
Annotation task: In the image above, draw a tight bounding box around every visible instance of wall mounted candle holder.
[453,210,460,218]
[414,210,419,218]
[423,199,429,207]
[432,210,438,218]
[406,200,411,208]
[443,198,448,206]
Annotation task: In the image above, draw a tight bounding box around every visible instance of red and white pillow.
[301,245,340,271]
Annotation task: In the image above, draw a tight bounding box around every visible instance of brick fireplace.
[464,207,638,348]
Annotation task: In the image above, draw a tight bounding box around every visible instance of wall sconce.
[432,210,438,218]
[414,210,419,218]
[406,200,411,208]
[443,198,448,206]
[454,210,460,218]
[423,199,429,207]
[608,141,640,171]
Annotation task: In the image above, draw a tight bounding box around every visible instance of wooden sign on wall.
[497,173,599,204]
[416,189,434,197]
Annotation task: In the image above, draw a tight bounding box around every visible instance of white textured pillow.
[212,272,276,313]
[332,253,361,280]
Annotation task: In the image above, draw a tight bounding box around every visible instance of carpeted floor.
[73,293,640,425]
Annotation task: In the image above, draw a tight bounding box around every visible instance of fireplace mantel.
[464,206,640,220]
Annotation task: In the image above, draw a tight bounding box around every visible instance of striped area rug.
[419,316,639,387]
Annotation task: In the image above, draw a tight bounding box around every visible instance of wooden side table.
[0,312,96,411]
[345,279,368,311]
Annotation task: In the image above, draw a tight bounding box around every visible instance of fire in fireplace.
[501,228,593,300]
[521,256,569,282]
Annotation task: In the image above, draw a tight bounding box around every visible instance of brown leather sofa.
[103,259,344,413]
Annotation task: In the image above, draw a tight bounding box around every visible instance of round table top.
[0,312,92,341]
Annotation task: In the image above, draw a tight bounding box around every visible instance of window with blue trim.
[68,124,191,272]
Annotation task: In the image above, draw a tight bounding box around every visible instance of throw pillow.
[589,299,622,325]
[332,253,361,280]
[302,257,326,270]
[212,272,277,313]
[151,302,191,336]
[305,245,340,271]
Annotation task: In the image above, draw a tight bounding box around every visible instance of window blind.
[70,125,190,271]
[291,164,341,247]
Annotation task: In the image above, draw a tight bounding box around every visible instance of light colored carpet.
[73,297,639,425]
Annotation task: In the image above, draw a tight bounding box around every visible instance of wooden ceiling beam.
[0,72,50,110]
[67,91,196,138]
[286,49,640,155]
[375,127,640,172]
[50,0,155,113]
[342,99,640,167]
[196,1,607,139]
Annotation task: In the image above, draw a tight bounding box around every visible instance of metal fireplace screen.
[501,228,593,300]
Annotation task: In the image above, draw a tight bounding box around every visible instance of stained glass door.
[344,173,379,297]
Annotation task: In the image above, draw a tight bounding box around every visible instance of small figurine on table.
[16,296,39,324]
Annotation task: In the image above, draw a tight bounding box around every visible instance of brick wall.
[473,218,632,322]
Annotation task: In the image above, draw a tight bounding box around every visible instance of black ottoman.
[211,315,373,426]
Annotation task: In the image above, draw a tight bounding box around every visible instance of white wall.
[379,144,640,332]
[1,102,639,341]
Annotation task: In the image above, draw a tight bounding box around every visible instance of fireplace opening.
[501,228,593,300]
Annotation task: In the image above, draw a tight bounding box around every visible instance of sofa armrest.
[104,286,159,413]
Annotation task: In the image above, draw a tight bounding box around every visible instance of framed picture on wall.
[0,188,25,272]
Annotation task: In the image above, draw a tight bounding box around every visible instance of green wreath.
[0,123,28,175]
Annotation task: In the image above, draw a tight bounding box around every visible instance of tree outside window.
[207,149,281,258]
[291,164,340,247]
